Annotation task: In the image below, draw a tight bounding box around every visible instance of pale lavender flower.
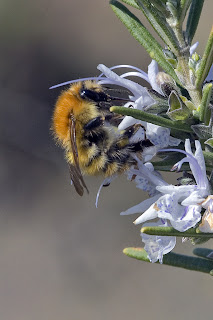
[199,196,213,233]
[97,62,181,151]
[190,41,199,55]
[133,140,210,228]
[142,220,176,264]
[122,139,211,262]
[205,63,213,82]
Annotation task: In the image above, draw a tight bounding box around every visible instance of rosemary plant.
[51,0,213,275]
[108,0,213,274]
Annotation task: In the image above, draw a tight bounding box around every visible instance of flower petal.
[141,221,176,263]
[190,42,199,55]
[204,63,213,82]
[121,194,160,216]
[147,60,162,94]
[133,202,159,224]
[97,64,145,98]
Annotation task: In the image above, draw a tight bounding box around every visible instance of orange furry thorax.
[52,81,100,145]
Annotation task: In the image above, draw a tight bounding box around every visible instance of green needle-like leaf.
[124,247,213,274]
[148,0,167,11]
[191,123,212,140]
[203,151,213,166]
[120,0,140,9]
[199,82,212,124]
[186,0,204,44]
[121,0,168,13]
[193,248,213,260]
[135,0,179,55]
[195,26,213,89]
[141,226,213,238]
[110,106,193,132]
[110,0,179,83]
[205,138,213,149]
[124,247,150,261]
[179,0,192,25]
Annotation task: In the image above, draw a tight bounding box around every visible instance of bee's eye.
[80,89,97,101]
[80,89,109,102]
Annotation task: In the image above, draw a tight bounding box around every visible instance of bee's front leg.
[129,139,154,152]
[122,123,147,139]
[83,116,105,130]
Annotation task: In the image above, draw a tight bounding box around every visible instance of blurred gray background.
[0,1,213,319]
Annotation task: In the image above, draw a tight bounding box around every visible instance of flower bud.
[155,72,178,97]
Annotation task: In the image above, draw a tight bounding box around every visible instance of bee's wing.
[68,163,85,196]
[69,115,89,196]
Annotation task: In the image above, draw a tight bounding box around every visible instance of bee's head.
[79,81,109,103]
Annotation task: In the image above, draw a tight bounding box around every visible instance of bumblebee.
[52,80,153,196]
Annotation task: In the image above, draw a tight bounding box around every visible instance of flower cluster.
[51,57,213,265]
[94,61,213,263]
[51,1,213,273]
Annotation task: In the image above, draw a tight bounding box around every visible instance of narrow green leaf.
[190,237,210,245]
[110,105,193,132]
[110,0,180,83]
[123,247,150,261]
[193,248,213,259]
[196,26,213,89]
[170,127,193,140]
[120,0,139,9]
[179,0,192,25]
[191,123,212,140]
[203,151,213,166]
[147,0,168,11]
[186,0,205,44]
[199,82,212,124]
[205,138,213,149]
[123,247,213,274]
[135,0,179,54]
[121,0,167,12]
[141,226,213,238]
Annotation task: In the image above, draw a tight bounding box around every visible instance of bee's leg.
[121,123,146,139]
[83,117,109,149]
[129,139,154,152]
[84,116,104,130]
[84,114,123,130]
[103,133,154,176]
[116,123,147,149]
[118,123,154,155]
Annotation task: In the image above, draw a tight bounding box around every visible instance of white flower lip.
[97,63,154,103]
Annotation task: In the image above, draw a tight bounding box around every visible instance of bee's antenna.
[49,77,106,89]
